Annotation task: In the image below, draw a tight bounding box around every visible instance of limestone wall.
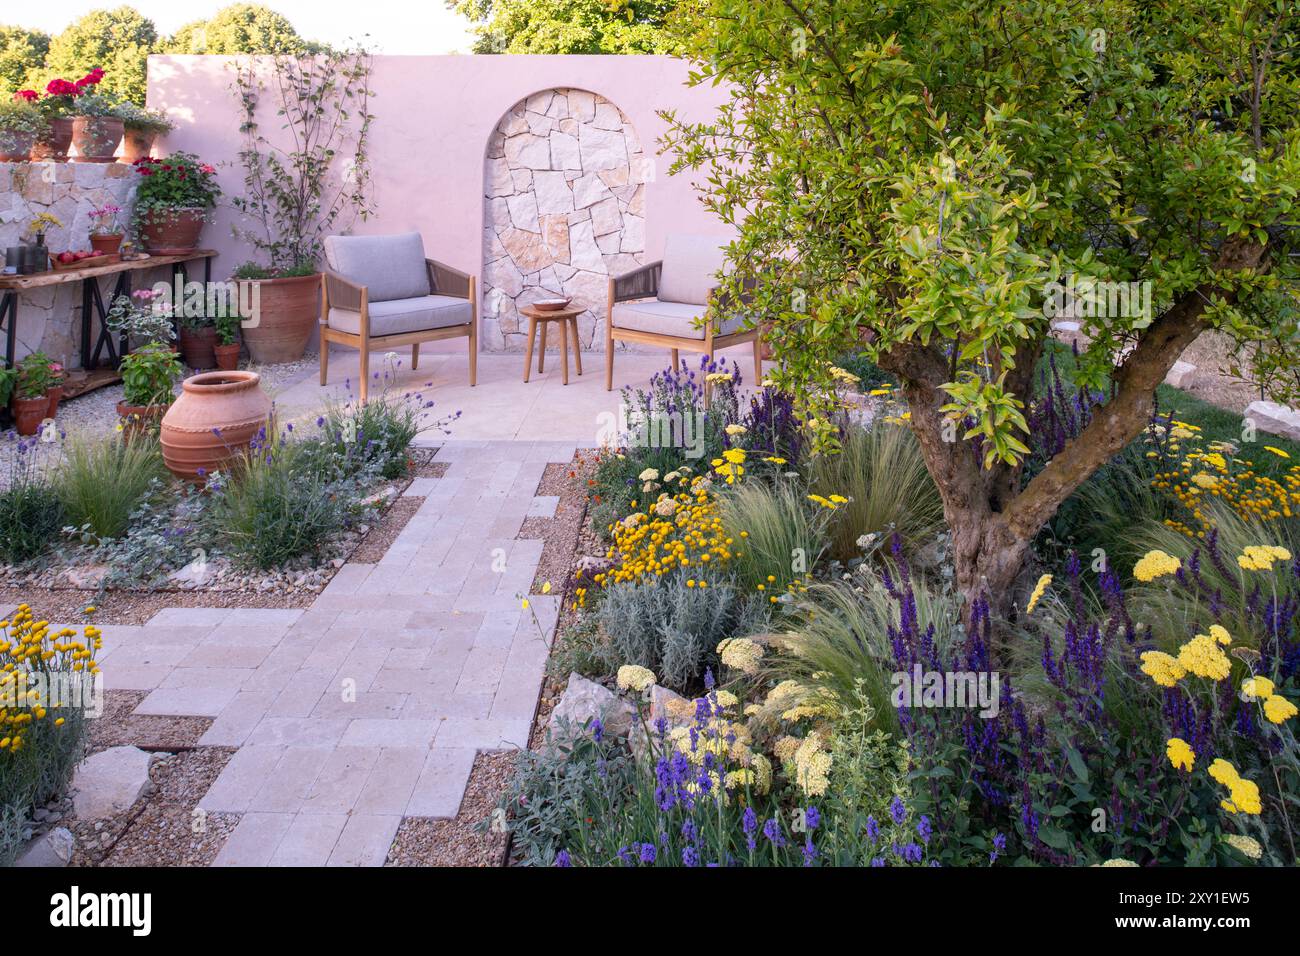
[0,162,138,367]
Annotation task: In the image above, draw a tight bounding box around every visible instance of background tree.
[0,26,50,97]
[40,6,158,103]
[449,0,681,54]
[662,0,1300,615]
[165,4,316,55]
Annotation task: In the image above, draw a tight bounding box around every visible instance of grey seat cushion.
[611,299,745,340]
[329,295,471,337]
[658,233,730,306]
[323,232,429,303]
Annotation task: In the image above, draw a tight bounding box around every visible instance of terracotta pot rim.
[13,395,47,407]
[116,401,170,414]
[181,370,262,394]
[234,272,322,287]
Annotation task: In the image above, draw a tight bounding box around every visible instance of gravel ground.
[88,690,213,753]
[350,496,423,563]
[0,586,313,625]
[386,752,514,867]
[523,455,595,595]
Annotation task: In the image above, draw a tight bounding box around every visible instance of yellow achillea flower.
[1177,634,1232,681]
[724,424,747,436]
[724,769,755,788]
[717,637,763,674]
[1139,650,1186,687]
[1134,549,1181,582]
[1224,834,1263,860]
[1099,859,1139,867]
[616,665,657,692]
[713,690,738,709]
[1166,737,1195,772]
[1263,695,1298,724]
[1208,624,1232,645]
[773,735,802,762]
[1026,573,1052,613]
[750,753,773,794]
[762,456,787,465]
[1241,675,1275,700]
[792,733,832,797]
[1237,544,1292,572]
[1207,758,1262,815]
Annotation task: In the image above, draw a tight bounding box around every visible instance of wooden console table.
[0,250,216,369]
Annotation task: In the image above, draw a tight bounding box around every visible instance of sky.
[9,1,477,55]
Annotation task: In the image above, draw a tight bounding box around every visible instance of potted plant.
[68,72,123,163]
[106,289,177,348]
[116,103,173,164]
[231,49,375,364]
[132,152,221,254]
[26,76,86,161]
[11,352,55,436]
[214,309,241,370]
[0,366,16,409]
[117,342,182,437]
[0,96,48,162]
[45,359,65,418]
[88,203,125,258]
[178,313,218,370]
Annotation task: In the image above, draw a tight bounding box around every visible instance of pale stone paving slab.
[95,440,573,866]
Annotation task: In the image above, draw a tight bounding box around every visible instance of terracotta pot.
[116,401,168,440]
[179,325,218,370]
[120,129,156,164]
[214,342,240,371]
[237,274,321,365]
[12,395,47,436]
[0,128,37,162]
[30,117,74,162]
[89,233,124,259]
[45,384,63,419]
[138,208,206,255]
[70,116,123,163]
[160,371,271,482]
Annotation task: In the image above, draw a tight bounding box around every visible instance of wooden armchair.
[605,233,761,390]
[320,232,477,402]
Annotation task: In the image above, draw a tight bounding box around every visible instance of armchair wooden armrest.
[612,260,662,303]
[427,258,471,299]
[322,269,366,317]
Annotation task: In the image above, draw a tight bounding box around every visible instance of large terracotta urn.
[160,371,271,481]
[237,274,321,365]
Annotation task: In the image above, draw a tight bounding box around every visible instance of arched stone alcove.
[481,88,648,351]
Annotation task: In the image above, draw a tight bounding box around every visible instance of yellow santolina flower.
[1099,859,1140,867]
[717,637,764,674]
[1241,675,1275,700]
[1263,446,1290,459]
[1166,737,1195,772]
[868,387,892,396]
[638,468,659,482]
[1177,634,1232,681]
[724,424,747,436]
[1224,834,1263,860]
[1133,549,1181,582]
[1026,574,1052,613]
[1139,650,1186,687]
[1263,695,1298,724]
[0,604,102,753]
[615,665,656,693]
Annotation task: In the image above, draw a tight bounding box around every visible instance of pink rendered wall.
[146,54,731,330]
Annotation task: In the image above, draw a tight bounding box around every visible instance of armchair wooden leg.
[671,348,679,370]
[320,341,329,385]
[468,324,478,387]
[359,339,370,404]
[412,343,419,370]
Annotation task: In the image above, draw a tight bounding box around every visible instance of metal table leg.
[2,292,16,369]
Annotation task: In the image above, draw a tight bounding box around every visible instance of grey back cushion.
[657,233,730,306]
[324,233,430,303]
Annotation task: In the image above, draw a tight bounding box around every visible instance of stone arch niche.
[481,88,648,351]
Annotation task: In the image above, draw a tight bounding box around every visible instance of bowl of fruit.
[49,249,112,271]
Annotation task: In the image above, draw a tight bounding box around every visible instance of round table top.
[520,303,583,320]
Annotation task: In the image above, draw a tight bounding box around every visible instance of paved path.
[83,440,572,866]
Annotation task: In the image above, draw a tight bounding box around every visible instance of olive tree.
[662,0,1300,612]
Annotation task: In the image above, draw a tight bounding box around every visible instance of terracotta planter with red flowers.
[0,129,38,162]
[71,116,123,163]
[89,233,124,258]
[12,395,47,436]
[132,153,220,255]
[120,129,156,164]
[30,117,74,162]
[138,208,206,255]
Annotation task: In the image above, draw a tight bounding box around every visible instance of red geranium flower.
[13,90,38,102]
[45,78,79,97]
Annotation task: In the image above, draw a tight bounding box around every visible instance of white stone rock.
[549,131,582,171]
[526,90,554,114]
[525,111,554,136]
[549,673,634,741]
[568,90,596,122]
[589,197,623,237]
[489,255,526,297]
[15,827,75,867]
[504,133,552,171]
[1164,360,1197,389]
[510,168,533,192]
[596,232,621,255]
[168,556,220,588]
[72,746,153,822]
[621,214,645,253]
[486,196,513,230]
[506,192,541,233]
[579,124,628,172]
[1245,400,1300,442]
[533,171,575,215]
[592,102,624,130]
[571,172,613,209]
[567,221,605,272]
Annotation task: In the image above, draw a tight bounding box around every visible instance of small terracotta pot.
[12,395,47,436]
[138,208,206,255]
[214,342,240,371]
[120,129,156,164]
[179,325,218,369]
[160,371,272,482]
[30,117,74,162]
[45,384,63,419]
[116,401,168,439]
[89,233,124,259]
[237,274,321,365]
[0,129,37,162]
[71,116,123,163]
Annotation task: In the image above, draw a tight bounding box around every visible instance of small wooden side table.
[521,304,584,385]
